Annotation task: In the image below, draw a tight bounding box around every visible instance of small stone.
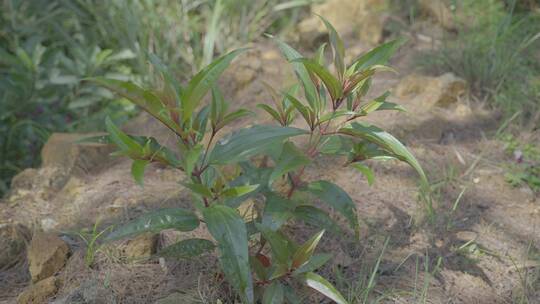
[28,232,70,282]
[395,73,467,109]
[51,279,116,304]
[455,231,478,242]
[122,233,158,259]
[0,224,30,269]
[298,0,388,46]
[17,276,59,304]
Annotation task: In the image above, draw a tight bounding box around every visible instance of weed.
[88,17,427,303]
[72,219,112,267]
[419,0,540,124]
[501,133,540,193]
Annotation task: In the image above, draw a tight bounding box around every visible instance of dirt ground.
[1,25,539,304]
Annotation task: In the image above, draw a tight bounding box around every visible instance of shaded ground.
[1,28,539,304]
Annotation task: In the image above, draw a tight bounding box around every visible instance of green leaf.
[285,93,314,129]
[319,135,354,155]
[255,223,291,266]
[303,272,348,304]
[294,206,341,235]
[106,208,199,241]
[148,53,181,105]
[203,205,254,304]
[209,125,307,164]
[182,49,246,123]
[184,183,213,198]
[306,181,359,234]
[270,142,310,183]
[358,91,405,114]
[262,193,295,231]
[291,230,325,269]
[344,69,375,96]
[216,109,253,130]
[318,110,357,124]
[105,117,141,153]
[350,163,375,186]
[267,263,288,281]
[221,184,260,199]
[348,38,406,74]
[292,253,332,276]
[90,78,181,137]
[183,144,203,177]
[314,42,327,66]
[158,238,215,259]
[339,122,428,185]
[284,285,302,304]
[211,86,227,127]
[262,282,284,304]
[131,159,149,186]
[257,104,283,124]
[133,135,182,168]
[318,15,345,80]
[294,58,343,102]
[273,38,320,112]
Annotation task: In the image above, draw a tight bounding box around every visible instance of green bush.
[0,0,141,195]
[419,0,540,124]
[91,18,427,303]
[0,0,311,196]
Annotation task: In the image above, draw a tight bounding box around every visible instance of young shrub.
[90,17,427,303]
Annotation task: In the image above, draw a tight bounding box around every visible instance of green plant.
[73,219,112,267]
[0,0,142,195]
[0,0,310,197]
[501,134,540,193]
[90,17,427,303]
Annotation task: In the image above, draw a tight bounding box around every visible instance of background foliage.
[0,0,311,195]
[419,0,540,124]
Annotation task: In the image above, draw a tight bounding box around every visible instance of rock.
[395,73,467,108]
[41,133,112,172]
[17,276,59,304]
[298,0,388,46]
[28,232,70,282]
[455,231,478,242]
[418,0,456,30]
[0,223,29,269]
[51,279,116,304]
[122,233,158,259]
[9,168,39,190]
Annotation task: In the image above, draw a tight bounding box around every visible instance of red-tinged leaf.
[256,253,271,267]
[293,58,343,102]
[318,15,345,80]
[291,230,325,269]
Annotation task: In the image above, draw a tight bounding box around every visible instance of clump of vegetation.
[501,134,540,194]
[90,17,427,303]
[0,0,311,196]
[420,0,540,124]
